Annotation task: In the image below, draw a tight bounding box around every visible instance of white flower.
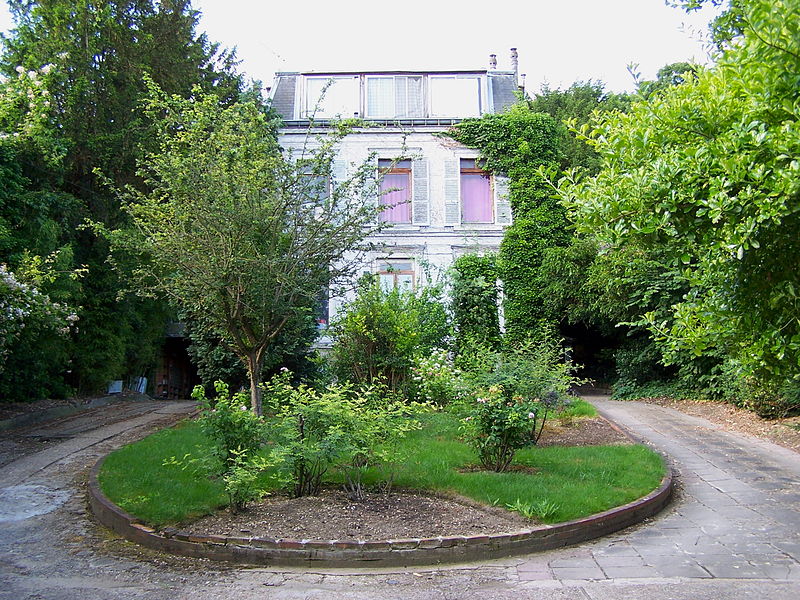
[528,412,535,419]
[15,65,24,74]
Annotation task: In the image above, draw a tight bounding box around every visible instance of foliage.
[221,449,271,513]
[101,85,384,414]
[527,81,630,174]
[449,104,566,342]
[409,349,464,406]
[0,262,78,378]
[192,381,266,470]
[559,0,800,399]
[458,340,580,472]
[263,371,421,500]
[449,253,501,352]
[1,0,246,398]
[329,276,450,393]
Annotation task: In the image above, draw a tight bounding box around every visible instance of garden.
[98,277,666,541]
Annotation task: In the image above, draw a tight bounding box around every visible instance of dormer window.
[366,76,424,118]
[430,76,481,117]
[305,76,359,118]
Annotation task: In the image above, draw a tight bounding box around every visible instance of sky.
[0,0,723,93]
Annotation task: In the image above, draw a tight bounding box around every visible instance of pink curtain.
[461,173,492,222]
[380,172,411,223]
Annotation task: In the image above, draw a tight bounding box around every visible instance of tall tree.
[0,0,244,395]
[559,0,800,401]
[103,86,385,414]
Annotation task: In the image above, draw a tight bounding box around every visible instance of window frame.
[378,159,412,224]
[459,158,494,224]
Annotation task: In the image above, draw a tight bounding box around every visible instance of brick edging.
[88,456,673,567]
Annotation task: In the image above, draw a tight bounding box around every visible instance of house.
[269,50,522,327]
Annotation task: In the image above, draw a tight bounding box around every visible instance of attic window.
[366,76,424,118]
[305,76,359,118]
[430,76,481,117]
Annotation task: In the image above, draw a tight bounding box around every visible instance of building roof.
[270,69,519,122]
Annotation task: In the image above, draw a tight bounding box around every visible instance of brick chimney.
[489,54,497,70]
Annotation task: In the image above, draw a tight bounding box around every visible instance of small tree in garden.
[450,254,501,354]
[100,84,384,415]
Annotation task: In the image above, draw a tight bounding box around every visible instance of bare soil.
[639,396,800,454]
[184,416,631,541]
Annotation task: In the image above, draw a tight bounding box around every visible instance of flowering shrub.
[461,386,549,472]
[459,338,581,472]
[0,264,77,372]
[410,349,463,406]
[192,381,266,470]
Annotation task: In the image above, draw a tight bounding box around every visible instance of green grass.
[99,421,227,525]
[558,398,597,419]
[100,411,665,527]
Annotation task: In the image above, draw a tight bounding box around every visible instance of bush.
[192,381,266,471]
[450,254,501,352]
[329,276,449,393]
[409,349,464,406]
[458,339,581,471]
[263,371,421,499]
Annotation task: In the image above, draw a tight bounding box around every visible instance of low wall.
[88,458,673,568]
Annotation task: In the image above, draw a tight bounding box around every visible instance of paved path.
[0,397,798,599]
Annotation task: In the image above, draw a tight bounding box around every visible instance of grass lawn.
[99,408,665,527]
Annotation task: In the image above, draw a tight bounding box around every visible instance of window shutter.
[494,175,512,224]
[411,157,429,225]
[444,159,461,225]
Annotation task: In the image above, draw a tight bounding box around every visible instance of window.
[460,158,493,223]
[430,76,481,117]
[305,76,359,118]
[377,260,414,292]
[366,76,424,118]
[378,159,411,223]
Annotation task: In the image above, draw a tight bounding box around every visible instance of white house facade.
[269,56,520,326]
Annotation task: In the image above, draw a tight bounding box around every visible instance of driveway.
[0,396,798,599]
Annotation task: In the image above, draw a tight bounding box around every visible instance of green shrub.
[458,339,581,472]
[264,371,421,499]
[409,349,464,406]
[450,254,501,352]
[192,381,266,470]
[329,276,449,393]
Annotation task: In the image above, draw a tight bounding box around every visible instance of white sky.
[0,0,722,93]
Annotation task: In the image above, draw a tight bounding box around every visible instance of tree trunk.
[246,352,264,416]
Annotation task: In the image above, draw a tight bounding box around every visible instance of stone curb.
[88,455,674,568]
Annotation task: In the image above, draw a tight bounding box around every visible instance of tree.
[103,85,384,415]
[558,0,800,395]
[527,81,630,174]
[1,0,244,395]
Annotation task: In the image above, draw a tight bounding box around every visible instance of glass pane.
[307,77,358,118]
[379,274,395,293]
[430,77,480,117]
[461,172,493,222]
[380,172,411,223]
[396,274,414,292]
[367,77,394,117]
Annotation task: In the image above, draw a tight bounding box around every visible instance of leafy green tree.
[330,276,450,393]
[103,85,384,415]
[559,0,800,396]
[1,0,244,396]
[527,81,630,174]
